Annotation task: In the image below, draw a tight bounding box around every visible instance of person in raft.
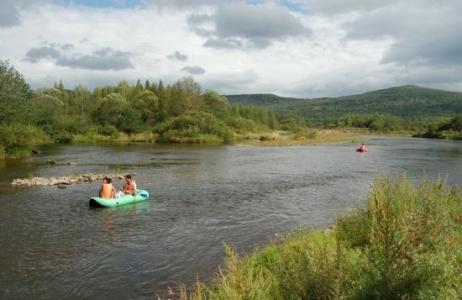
[116,175,137,197]
[99,177,116,199]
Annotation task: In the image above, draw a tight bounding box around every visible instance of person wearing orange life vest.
[99,177,116,199]
[123,174,137,194]
[115,174,137,197]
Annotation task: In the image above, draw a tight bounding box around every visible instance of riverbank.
[0,128,365,160]
[179,176,462,299]
[237,129,367,146]
[4,125,459,161]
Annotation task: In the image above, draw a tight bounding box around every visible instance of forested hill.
[225,93,304,106]
[226,85,462,123]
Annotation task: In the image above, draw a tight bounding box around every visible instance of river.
[1,137,461,299]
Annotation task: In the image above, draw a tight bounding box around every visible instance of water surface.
[1,137,461,299]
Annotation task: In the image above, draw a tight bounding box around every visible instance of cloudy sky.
[1,0,461,97]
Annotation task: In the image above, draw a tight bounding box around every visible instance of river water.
[1,137,461,299]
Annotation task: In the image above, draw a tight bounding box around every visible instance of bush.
[0,124,49,157]
[368,115,402,132]
[227,116,258,134]
[416,116,462,140]
[55,115,91,135]
[155,111,234,144]
[97,125,119,137]
[183,176,462,299]
[259,135,273,141]
[0,146,5,159]
[53,131,73,144]
[349,176,462,299]
[293,128,318,140]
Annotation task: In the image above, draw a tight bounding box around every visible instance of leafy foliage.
[155,111,234,144]
[416,116,462,139]
[184,176,462,299]
[0,61,33,124]
[0,60,287,157]
[0,124,49,158]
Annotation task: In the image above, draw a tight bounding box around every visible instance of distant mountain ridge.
[225,85,462,122]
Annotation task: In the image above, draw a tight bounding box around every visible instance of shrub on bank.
[293,128,319,140]
[182,176,462,299]
[226,116,259,134]
[155,111,234,144]
[97,125,120,138]
[416,115,462,140]
[0,124,50,158]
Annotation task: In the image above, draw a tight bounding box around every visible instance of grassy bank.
[72,131,157,144]
[0,124,370,159]
[237,129,366,146]
[179,176,462,299]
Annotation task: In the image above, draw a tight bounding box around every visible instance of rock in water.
[11,173,133,187]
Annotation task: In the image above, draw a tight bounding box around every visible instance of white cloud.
[0,0,460,97]
[187,3,311,49]
[0,0,50,27]
[181,65,206,75]
[167,51,188,61]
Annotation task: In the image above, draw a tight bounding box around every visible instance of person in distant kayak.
[358,143,367,151]
[99,177,116,199]
[115,175,137,197]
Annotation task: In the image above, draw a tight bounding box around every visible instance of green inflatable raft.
[89,189,149,207]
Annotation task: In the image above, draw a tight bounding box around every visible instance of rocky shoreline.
[11,173,133,187]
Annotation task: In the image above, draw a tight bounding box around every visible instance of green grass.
[238,129,364,147]
[179,176,462,299]
[72,131,156,144]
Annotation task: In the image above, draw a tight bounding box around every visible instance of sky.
[0,0,461,97]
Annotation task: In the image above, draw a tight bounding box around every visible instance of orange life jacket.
[100,183,114,199]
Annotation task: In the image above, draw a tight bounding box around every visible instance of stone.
[11,173,132,187]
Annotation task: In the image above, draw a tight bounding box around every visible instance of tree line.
[228,85,462,136]
[0,60,304,158]
[318,113,462,139]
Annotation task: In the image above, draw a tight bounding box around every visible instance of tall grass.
[172,176,462,300]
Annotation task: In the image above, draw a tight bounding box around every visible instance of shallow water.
[1,137,461,299]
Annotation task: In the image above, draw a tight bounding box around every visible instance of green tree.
[203,90,230,120]
[0,60,33,124]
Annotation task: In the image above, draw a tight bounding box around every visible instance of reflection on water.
[0,137,461,299]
